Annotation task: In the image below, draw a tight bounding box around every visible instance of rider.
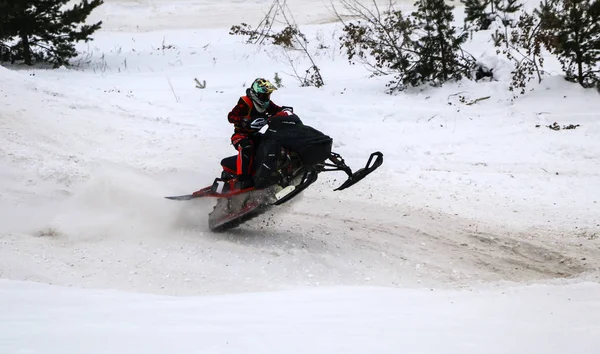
[227,78,284,189]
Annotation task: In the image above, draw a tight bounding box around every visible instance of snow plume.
[38,163,189,241]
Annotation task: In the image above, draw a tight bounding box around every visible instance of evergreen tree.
[0,1,15,42]
[0,1,18,62]
[0,0,104,67]
[538,0,600,88]
[491,0,523,48]
[462,0,522,30]
[496,0,523,23]
[338,0,475,91]
[462,0,494,30]
[407,0,474,86]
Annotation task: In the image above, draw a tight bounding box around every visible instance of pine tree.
[491,0,523,49]
[0,1,18,62]
[496,0,523,23]
[407,0,474,86]
[462,0,494,30]
[0,0,104,67]
[337,0,475,91]
[538,0,600,88]
[462,0,522,30]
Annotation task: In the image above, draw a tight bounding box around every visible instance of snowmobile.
[165,108,383,232]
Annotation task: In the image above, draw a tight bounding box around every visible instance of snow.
[87,0,412,31]
[2,279,600,354]
[1,0,600,352]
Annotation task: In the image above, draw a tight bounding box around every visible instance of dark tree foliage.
[0,0,104,67]
[0,1,17,62]
[492,0,598,94]
[339,9,416,85]
[462,0,522,30]
[493,9,548,94]
[338,0,474,92]
[538,0,600,88]
[407,0,474,87]
[230,23,307,49]
[496,0,524,19]
[462,0,494,30]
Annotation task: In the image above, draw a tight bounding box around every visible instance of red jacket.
[227,95,282,134]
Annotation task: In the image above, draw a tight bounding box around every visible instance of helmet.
[248,78,277,112]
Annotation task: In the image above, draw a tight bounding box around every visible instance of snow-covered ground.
[1,0,599,352]
[87,0,413,31]
[2,279,600,354]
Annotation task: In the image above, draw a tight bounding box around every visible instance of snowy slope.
[1,0,600,352]
[88,0,414,31]
[2,279,600,354]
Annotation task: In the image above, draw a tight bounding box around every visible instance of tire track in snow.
[1,169,599,296]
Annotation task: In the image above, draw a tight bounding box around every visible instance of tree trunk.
[575,27,583,86]
[21,33,32,65]
[577,50,583,86]
[438,30,448,81]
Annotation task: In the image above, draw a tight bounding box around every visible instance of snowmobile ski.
[334,151,383,191]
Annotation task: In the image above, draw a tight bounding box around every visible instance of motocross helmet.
[248,78,277,112]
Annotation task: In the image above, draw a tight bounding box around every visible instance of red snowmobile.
[166,108,383,231]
